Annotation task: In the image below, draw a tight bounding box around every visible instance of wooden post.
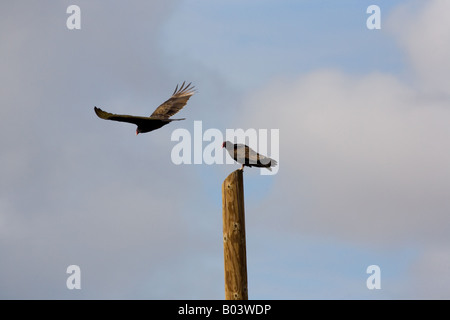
[222,169,248,300]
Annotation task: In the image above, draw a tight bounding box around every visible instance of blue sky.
[1,0,450,299]
[161,0,407,88]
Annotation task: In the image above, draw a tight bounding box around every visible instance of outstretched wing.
[94,107,154,127]
[150,81,195,119]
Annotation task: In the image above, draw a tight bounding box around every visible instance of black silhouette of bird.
[94,82,195,135]
[222,141,278,171]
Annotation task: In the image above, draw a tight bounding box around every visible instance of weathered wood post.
[221,169,248,300]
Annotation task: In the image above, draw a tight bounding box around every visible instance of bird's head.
[222,141,234,149]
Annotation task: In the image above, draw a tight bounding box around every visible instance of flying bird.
[222,141,278,171]
[94,82,195,135]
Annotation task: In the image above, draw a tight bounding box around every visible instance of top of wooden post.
[222,169,248,300]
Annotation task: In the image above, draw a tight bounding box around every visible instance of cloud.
[2,0,449,299]
[0,1,222,299]
[240,0,450,247]
[388,0,450,95]
[237,1,450,295]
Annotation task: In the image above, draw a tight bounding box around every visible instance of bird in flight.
[94,82,195,135]
[222,141,278,171]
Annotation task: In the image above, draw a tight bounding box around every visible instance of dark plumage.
[94,82,195,135]
[222,141,278,171]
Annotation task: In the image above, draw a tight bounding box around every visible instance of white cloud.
[240,0,450,247]
[388,0,450,95]
[242,70,450,245]
[0,1,210,299]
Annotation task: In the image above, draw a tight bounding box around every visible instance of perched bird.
[94,82,195,135]
[222,141,278,171]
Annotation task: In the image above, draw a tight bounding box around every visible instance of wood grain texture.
[222,169,248,300]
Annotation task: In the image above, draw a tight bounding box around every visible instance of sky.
[1,0,449,299]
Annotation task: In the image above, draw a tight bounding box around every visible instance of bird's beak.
[136,131,139,136]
